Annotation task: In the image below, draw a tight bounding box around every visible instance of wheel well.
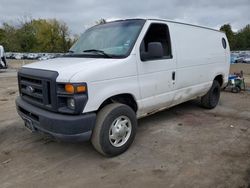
[98,94,138,112]
[214,75,223,87]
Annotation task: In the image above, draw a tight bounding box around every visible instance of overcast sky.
[0,0,249,34]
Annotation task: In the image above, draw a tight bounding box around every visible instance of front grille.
[19,75,51,106]
[18,68,58,111]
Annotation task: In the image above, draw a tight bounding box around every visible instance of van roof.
[110,18,223,33]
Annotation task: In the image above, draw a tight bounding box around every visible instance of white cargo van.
[16,19,230,156]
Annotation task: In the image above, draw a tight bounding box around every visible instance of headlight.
[67,98,75,109]
[57,82,88,114]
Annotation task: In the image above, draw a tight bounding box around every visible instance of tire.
[231,86,240,93]
[201,80,221,109]
[91,103,137,157]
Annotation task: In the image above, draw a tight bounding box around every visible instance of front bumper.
[16,96,96,142]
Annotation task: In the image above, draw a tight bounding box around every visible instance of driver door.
[137,23,176,114]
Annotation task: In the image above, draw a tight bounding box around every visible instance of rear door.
[137,22,177,114]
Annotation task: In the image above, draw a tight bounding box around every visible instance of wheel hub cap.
[109,116,132,147]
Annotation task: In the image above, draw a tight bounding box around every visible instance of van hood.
[23,57,132,83]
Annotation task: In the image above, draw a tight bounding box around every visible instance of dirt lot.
[0,61,250,188]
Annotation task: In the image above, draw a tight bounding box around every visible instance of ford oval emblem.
[26,86,35,94]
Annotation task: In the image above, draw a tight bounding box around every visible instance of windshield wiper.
[83,49,112,58]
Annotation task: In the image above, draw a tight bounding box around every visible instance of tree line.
[0,18,76,53]
[220,24,250,50]
[0,18,249,53]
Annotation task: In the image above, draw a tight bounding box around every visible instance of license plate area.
[23,117,35,132]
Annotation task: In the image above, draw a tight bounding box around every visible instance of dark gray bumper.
[16,96,96,142]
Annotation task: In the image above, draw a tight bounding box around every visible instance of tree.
[0,18,73,52]
[0,23,20,52]
[17,21,37,52]
[95,18,106,25]
[220,24,235,49]
[236,24,250,50]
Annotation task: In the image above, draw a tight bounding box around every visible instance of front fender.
[83,76,141,113]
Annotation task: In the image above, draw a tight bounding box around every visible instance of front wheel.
[91,103,137,157]
[201,80,221,109]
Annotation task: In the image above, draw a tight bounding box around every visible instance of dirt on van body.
[0,62,249,188]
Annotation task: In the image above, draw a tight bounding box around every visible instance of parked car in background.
[242,54,250,63]
[27,53,39,60]
[230,54,240,64]
[38,54,56,61]
[5,52,63,60]
[14,53,23,60]
[235,53,248,63]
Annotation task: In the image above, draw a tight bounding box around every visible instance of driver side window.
[140,23,172,61]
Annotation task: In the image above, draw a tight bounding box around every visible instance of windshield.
[69,19,145,58]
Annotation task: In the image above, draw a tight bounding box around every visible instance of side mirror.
[141,42,164,61]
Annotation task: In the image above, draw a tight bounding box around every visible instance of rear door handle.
[172,71,175,81]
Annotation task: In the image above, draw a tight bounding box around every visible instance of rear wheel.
[201,80,221,109]
[91,103,137,157]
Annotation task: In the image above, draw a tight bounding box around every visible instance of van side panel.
[168,22,229,105]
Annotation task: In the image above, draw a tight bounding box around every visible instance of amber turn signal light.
[65,84,86,94]
[65,84,75,93]
[76,85,86,93]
